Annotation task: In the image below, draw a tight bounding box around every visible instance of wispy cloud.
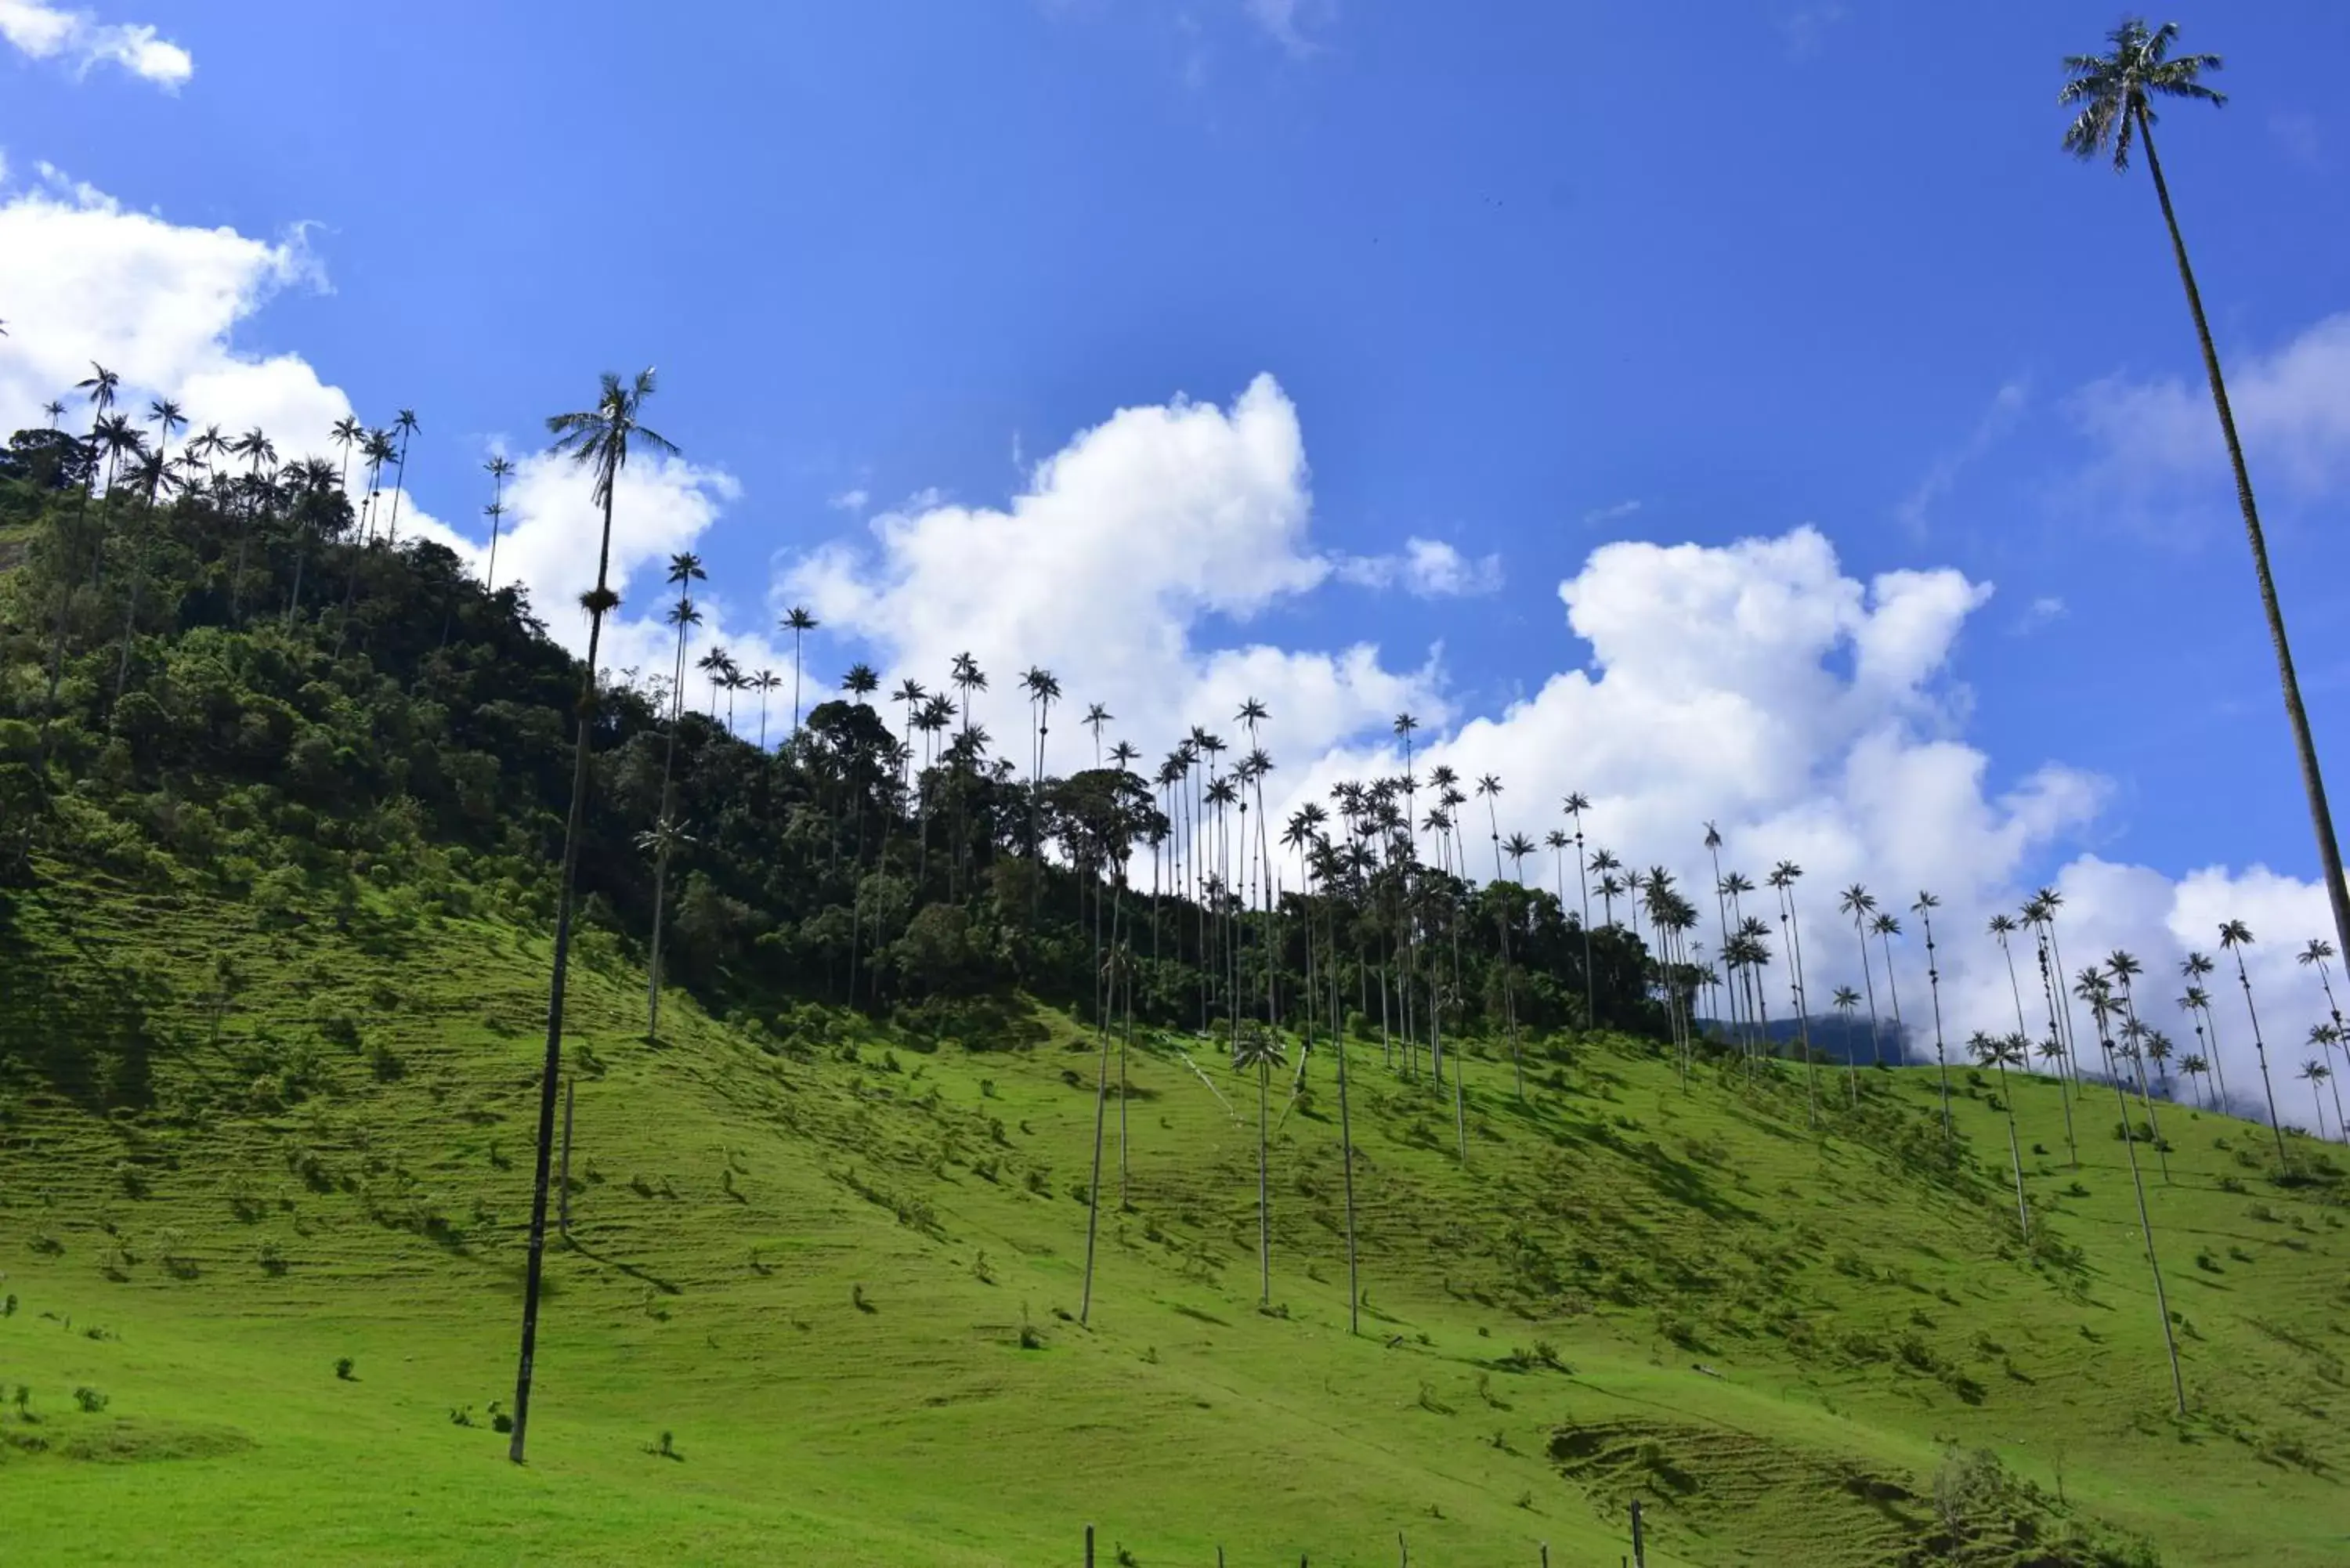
[1895,379,2027,538]
[2269,110,2323,171]
[2012,595,2066,635]
[1580,499,1643,529]
[1335,537,1502,598]
[0,0,191,89]
[828,488,870,513]
[1242,0,1332,58]
[1777,2,1845,62]
[2070,313,2350,520]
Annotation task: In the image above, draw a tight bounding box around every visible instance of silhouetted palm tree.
[1839,884,1884,1065]
[781,605,817,734]
[509,367,677,1465]
[483,453,515,591]
[384,407,419,545]
[2220,919,2290,1169]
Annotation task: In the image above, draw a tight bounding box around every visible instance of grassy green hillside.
[5,856,2345,1566]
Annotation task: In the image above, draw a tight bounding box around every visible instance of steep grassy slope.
[3,859,2345,1565]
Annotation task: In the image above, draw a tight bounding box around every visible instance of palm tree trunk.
[2138,106,2350,969]
[2101,1028,2187,1417]
[2232,950,2291,1171]
[1256,1057,1271,1308]
[1080,884,1117,1326]
[508,486,618,1465]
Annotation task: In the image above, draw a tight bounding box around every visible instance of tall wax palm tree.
[1995,912,2076,1165]
[2298,938,2344,1035]
[2181,1053,2211,1111]
[1871,912,1907,1054]
[42,397,65,428]
[752,670,781,749]
[891,678,927,786]
[145,398,186,475]
[383,407,419,545]
[45,363,121,708]
[1589,848,1622,927]
[1770,861,1817,1089]
[1083,702,1113,768]
[2220,919,2290,1169]
[2308,1025,2347,1140]
[2106,951,2172,1183]
[644,551,707,1042]
[1704,823,1734,1037]
[483,454,515,591]
[2180,952,2229,1109]
[1969,1032,2032,1236]
[1831,985,1862,1094]
[1551,789,1589,1024]
[2063,19,2350,968]
[780,606,817,735]
[329,416,361,504]
[509,368,676,1466]
[949,650,985,736]
[2298,1059,2334,1143]
[226,428,277,623]
[1912,892,1954,1140]
[1839,884,1885,1066]
[697,645,732,719]
[2083,982,2187,1414]
[1233,1023,1285,1309]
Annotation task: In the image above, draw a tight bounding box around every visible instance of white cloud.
[0,0,190,88]
[0,168,334,446]
[1242,0,1330,57]
[1777,2,1846,61]
[2014,595,2066,634]
[1580,499,1642,528]
[1334,537,1502,598]
[1894,378,2026,537]
[2073,312,2350,508]
[828,487,870,513]
[782,374,1441,766]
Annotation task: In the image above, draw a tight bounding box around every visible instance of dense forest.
[0,401,1671,1082]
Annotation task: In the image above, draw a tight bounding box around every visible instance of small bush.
[334,1357,356,1381]
[1019,1303,1045,1350]
[851,1283,876,1314]
[257,1240,288,1276]
[72,1386,108,1414]
[450,1406,475,1427]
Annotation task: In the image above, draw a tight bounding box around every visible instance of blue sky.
[7,2,2350,1063]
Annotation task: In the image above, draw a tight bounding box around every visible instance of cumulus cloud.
[783,375,1438,764]
[0,0,191,87]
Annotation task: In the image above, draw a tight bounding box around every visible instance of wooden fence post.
[1630,1498,1647,1568]
[1083,1523,1094,1568]
[1398,1529,1408,1566]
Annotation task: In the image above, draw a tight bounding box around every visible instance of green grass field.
[4,864,2346,1565]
